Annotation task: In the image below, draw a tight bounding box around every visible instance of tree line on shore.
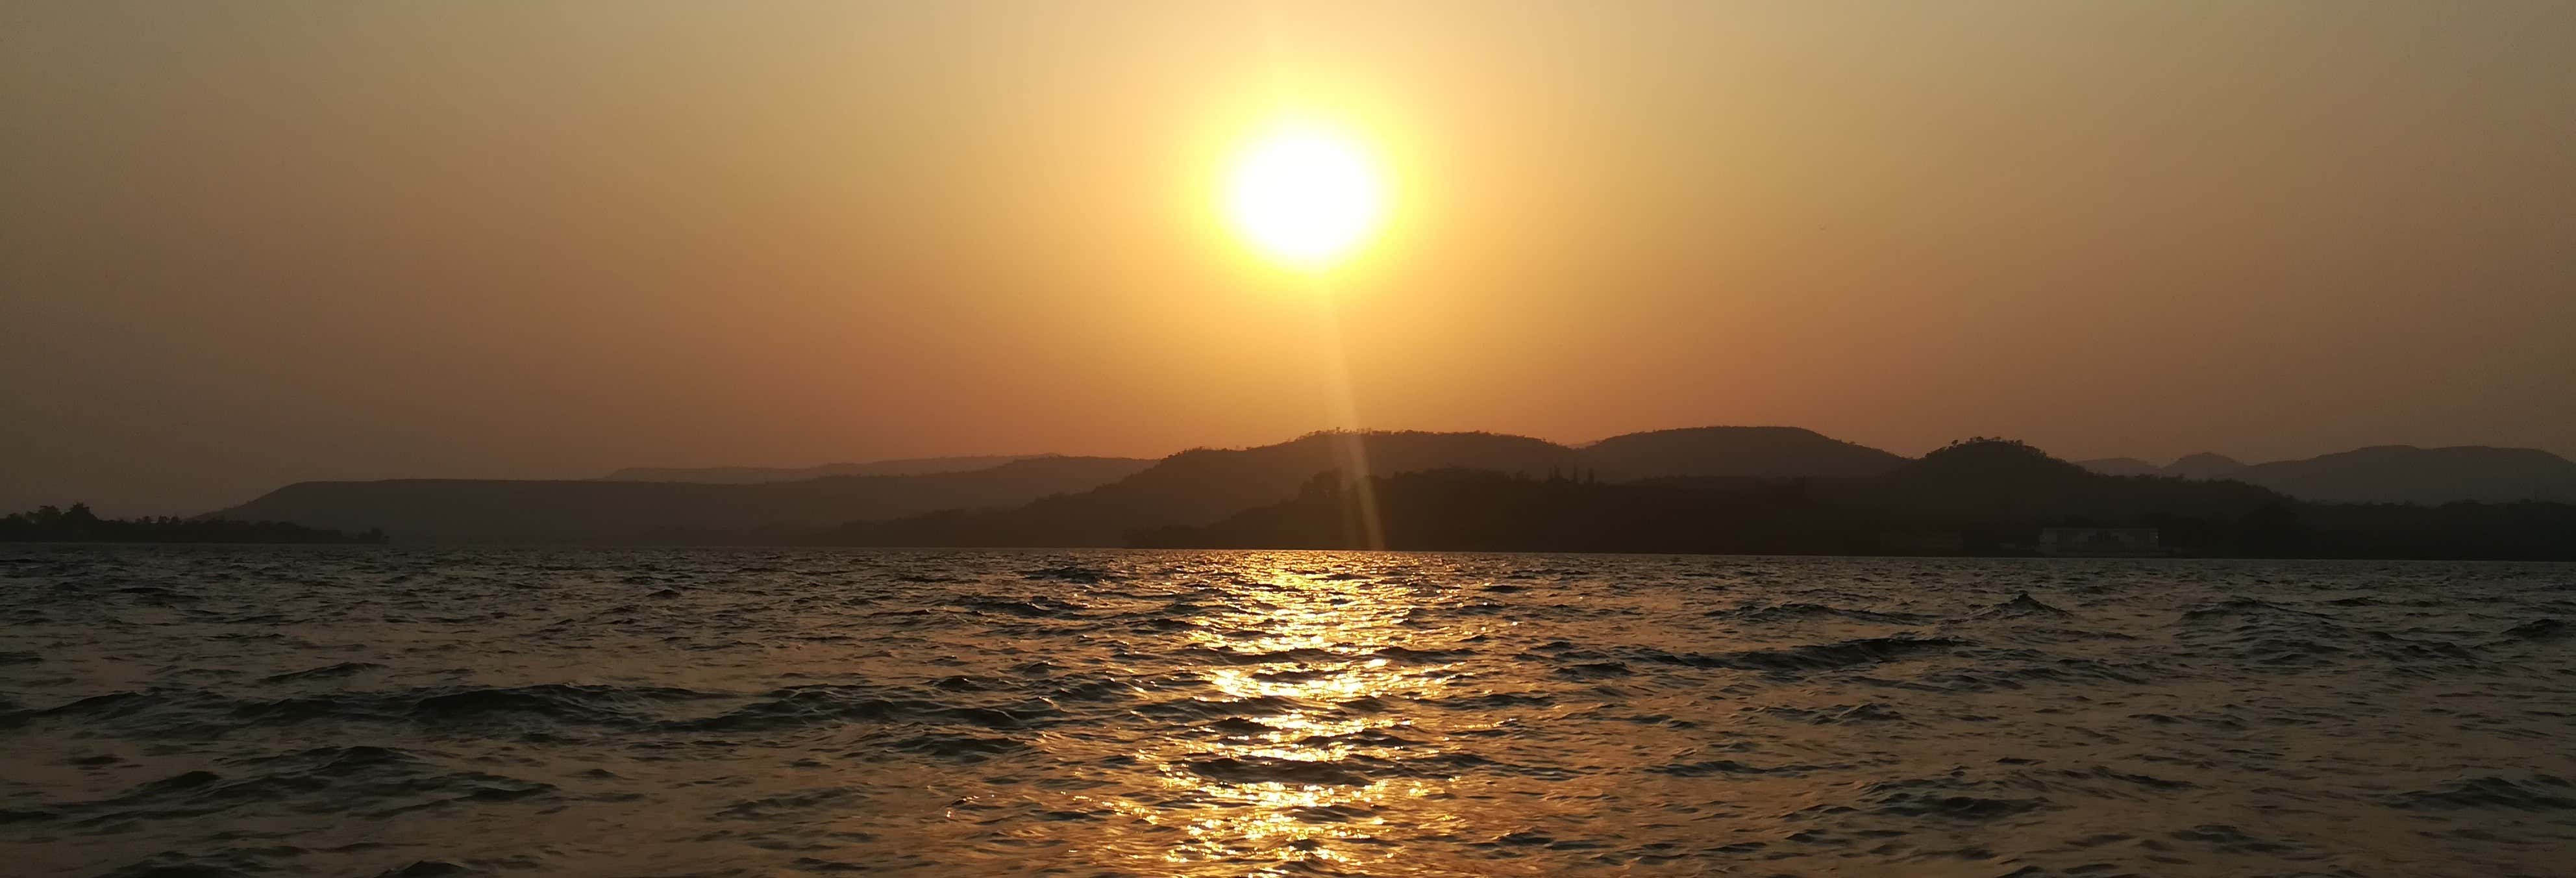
[0,503,386,544]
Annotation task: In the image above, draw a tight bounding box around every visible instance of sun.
[1224,120,1387,271]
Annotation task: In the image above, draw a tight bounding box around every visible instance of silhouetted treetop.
[0,504,387,544]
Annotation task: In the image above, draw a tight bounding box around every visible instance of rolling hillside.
[810,426,1915,546]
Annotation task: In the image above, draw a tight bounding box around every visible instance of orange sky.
[5,1,2573,516]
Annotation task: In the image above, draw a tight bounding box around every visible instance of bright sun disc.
[1225,122,1386,271]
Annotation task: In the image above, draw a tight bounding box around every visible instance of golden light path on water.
[1038,564,1486,875]
[1161,570,1460,870]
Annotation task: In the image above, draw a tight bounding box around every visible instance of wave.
[2179,597,2329,621]
[2388,775,2576,811]
[2505,618,2569,642]
[1758,702,1905,725]
[1170,645,1344,666]
[260,661,385,683]
[1846,777,2053,822]
[1707,602,1933,624]
[23,746,556,830]
[1022,566,1118,584]
[1652,758,1835,777]
[954,596,1089,618]
[1972,593,2070,619]
[1637,636,1966,673]
[671,685,1056,733]
[1187,755,1374,786]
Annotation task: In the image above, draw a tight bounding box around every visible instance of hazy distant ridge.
[2076,445,2575,503]
[2232,446,2576,505]
[206,427,2576,546]
[211,456,1153,544]
[1580,425,1907,481]
[600,455,1049,484]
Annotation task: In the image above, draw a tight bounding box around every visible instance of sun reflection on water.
[1098,560,1495,875]
[933,554,1705,877]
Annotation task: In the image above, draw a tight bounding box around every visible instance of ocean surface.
[3,547,2572,877]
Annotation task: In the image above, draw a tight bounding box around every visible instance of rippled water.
[3,547,2573,877]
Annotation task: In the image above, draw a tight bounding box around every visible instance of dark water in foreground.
[3,548,2573,877]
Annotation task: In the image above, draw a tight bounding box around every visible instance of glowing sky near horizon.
[3,1,2572,515]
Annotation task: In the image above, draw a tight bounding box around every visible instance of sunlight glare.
[1224,120,1387,271]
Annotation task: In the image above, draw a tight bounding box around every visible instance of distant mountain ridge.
[2073,453,2246,479]
[209,456,1154,544]
[204,426,2575,546]
[2166,453,2249,479]
[1139,439,2576,560]
[810,426,1913,547]
[2071,457,2162,477]
[2075,445,2574,503]
[600,455,1050,484]
[2232,445,2576,505]
[1579,425,1907,481]
[208,425,1908,544]
[808,431,1574,547]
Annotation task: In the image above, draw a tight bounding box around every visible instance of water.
[3,547,2572,877]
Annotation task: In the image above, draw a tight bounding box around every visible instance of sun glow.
[1224,120,1387,271]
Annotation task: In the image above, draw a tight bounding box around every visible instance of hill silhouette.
[599,455,1055,484]
[2076,452,2248,479]
[1842,438,2277,520]
[806,427,1917,547]
[2072,457,2162,477]
[2164,452,2249,479]
[806,431,1577,547]
[2076,445,2571,503]
[1576,426,1907,481]
[1140,439,2576,560]
[2229,445,2576,505]
[187,425,2576,550]
[210,456,1152,544]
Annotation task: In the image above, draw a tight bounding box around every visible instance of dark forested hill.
[1137,439,2576,560]
[1833,438,2279,520]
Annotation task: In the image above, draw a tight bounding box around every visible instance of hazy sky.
[6,1,2572,516]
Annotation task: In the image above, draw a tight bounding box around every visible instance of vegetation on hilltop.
[1,503,386,544]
